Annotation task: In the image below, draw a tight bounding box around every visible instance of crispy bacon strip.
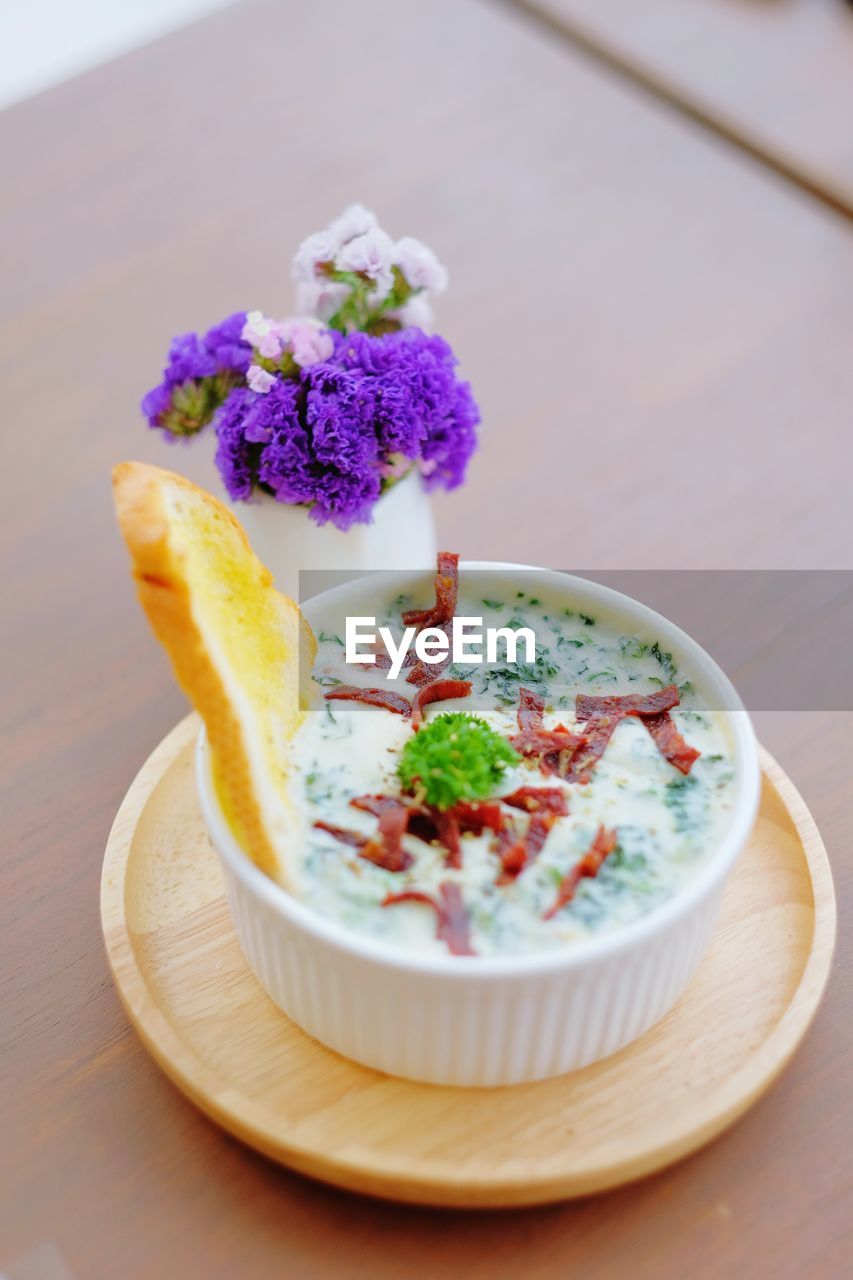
[402,552,459,629]
[434,883,474,955]
[358,639,417,672]
[361,801,414,872]
[495,810,559,884]
[404,809,437,845]
[353,795,499,870]
[405,623,452,687]
[411,802,503,868]
[450,800,504,833]
[517,686,545,733]
[564,714,621,784]
[525,811,558,861]
[411,677,472,729]
[325,685,412,717]
[575,684,680,721]
[358,646,393,671]
[432,810,462,868]
[315,796,415,872]
[382,882,475,956]
[510,727,586,778]
[400,553,459,686]
[643,712,701,775]
[509,688,585,778]
[313,821,366,850]
[573,685,700,778]
[494,822,526,882]
[351,794,409,817]
[544,825,619,920]
[501,786,569,816]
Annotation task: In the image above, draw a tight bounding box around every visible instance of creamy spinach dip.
[290,578,736,958]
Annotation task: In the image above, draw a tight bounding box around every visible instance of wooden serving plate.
[101,715,835,1208]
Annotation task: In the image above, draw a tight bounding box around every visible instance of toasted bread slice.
[112,461,316,889]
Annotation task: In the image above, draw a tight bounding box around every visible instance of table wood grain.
[513,0,853,217]
[1,0,851,1275]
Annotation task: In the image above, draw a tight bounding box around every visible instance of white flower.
[335,227,395,300]
[292,204,377,284]
[246,365,276,394]
[241,309,266,342]
[292,230,337,283]
[295,278,349,322]
[241,310,283,358]
[291,207,449,323]
[394,236,449,295]
[389,293,434,332]
[327,202,377,248]
[278,314,325,337]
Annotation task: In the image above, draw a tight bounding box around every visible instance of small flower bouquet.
[142,205,479,532]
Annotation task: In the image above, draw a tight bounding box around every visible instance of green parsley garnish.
[397,712,519,810]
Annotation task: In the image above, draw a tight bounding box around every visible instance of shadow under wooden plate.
[101,715,836,1208]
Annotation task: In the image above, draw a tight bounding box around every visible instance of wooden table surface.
[522,0,853,216]
[1,1,850,1276]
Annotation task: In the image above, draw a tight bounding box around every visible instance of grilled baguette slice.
[112,461,315,888]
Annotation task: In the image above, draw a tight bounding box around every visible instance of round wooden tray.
[101,715,835,1208]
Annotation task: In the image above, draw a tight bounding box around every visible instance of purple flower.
[330,329,479,487]
[140,382,172,429]
[141,311,251,436]
[163,332,218,383]
[213,387,259,500]
[203,312,254,374]
[420,374,480,491]
[209,326,479,529]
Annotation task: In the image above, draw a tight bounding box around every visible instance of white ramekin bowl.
[196,564,760,1087]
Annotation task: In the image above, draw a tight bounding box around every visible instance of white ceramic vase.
[181,430,438,601]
